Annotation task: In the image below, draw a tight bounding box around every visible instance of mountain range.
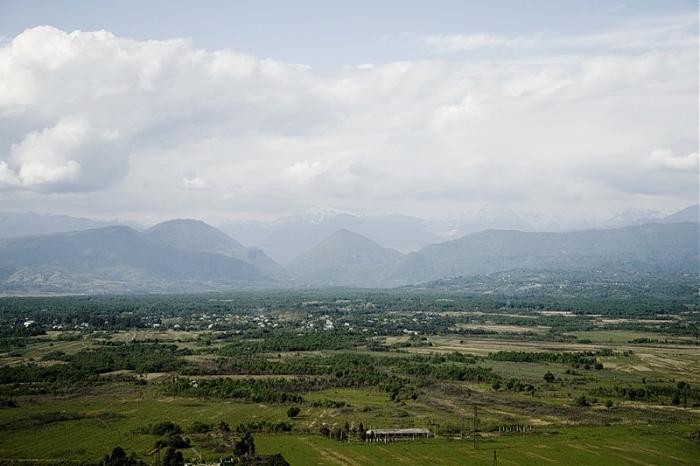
[0,211,137,239]
[0,224,269,294]
[385,222,698,286]
[0,205,696,293]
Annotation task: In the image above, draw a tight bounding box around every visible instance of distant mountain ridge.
[145,219,290,280]
[220,213,441,264]
[0,212,132,239]
[288,229,402,288]
[657,204,698,224]
[0,225,271,293]
[385,222,699,286]
[219,204,698,263]
[0,205,697,294]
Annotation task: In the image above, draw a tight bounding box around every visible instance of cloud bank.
[0,19,697,222]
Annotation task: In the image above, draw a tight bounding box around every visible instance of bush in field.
[100,447,145,466]
[188,421,212,433]
[574,395,590,407]
[154,435,190,450]
[161,447,184,466]
[263,454,291,466]
[234,432,256,457]
[543,371,555,383]
[286,406,300,418]
[150,421,182,436]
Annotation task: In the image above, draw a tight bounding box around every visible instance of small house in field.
[365,428,431,442]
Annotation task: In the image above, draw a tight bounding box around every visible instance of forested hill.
[385,222,699,286]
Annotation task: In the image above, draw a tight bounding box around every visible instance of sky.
[0,0,697,225]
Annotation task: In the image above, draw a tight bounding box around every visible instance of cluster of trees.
[68,342,189,373]
[488,350,608,369]
[591,381,697,405]
[181,352,425,402]
[492,378,536,394]
[163,377,304,403]
[399,362,497,384]
[201,352,381,377]
[219,331,365,354]
[231,420,293,433]
[319,421,366,442]
[0,342,188,396]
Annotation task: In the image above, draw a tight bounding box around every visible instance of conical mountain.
[289,229,402,287]
[146,218,245,252]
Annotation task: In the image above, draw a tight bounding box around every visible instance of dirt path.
[299,437,363,466]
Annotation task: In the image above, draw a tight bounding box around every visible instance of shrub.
[189,421,212,433]
[150,421,182,436]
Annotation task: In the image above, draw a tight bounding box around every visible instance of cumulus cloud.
[0,161,20,188]
[0,19,697,221]
[3,117,122,191]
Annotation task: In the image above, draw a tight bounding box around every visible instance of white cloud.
[180,175,208,190]
[0,161,20,188]
[4,117,121,191]
[431,95,484,131]
[422,14,697,54]
[0,20,696,221]
[646,149,699,172]
[283,161,328,183]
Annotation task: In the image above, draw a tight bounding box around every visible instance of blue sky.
[2,0,696,66]
[0,1,697,225]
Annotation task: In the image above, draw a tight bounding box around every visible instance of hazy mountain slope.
[0,212,117,239]
[387,223,700,285]
[146,219,289,279]
[0,226,271,293]
[622,204,699,227]
[289,229,403,287]
[220,213,440,264]
[406,269,699,300]
[146,219,245,252]
[660,205,698,223]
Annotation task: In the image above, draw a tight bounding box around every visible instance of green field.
[1,293,699,465]
[0,386,698,465]
[255,427,700,466]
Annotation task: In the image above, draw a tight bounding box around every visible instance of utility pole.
[473,405,480,450]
